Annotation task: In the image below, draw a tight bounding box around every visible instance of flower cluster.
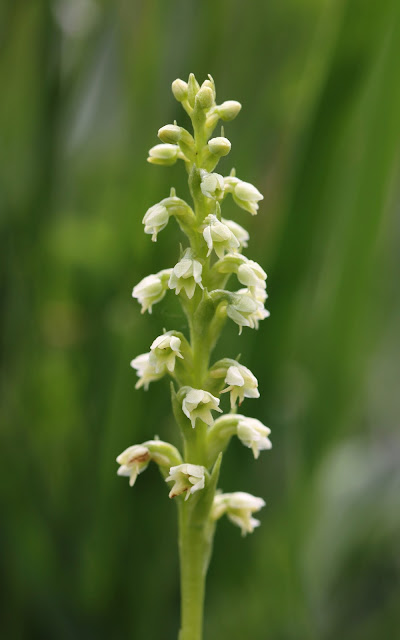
[117,74,272,629]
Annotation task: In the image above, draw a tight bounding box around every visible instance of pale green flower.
[166,463,206,500]
[116,445,151,487]
[130,352,165,390]
[203,214,240,259]
[226,290,264,333]
[212,491,266,535]
[168,249,203,299]
[132,269,172,314]
[200,170,225,200]
[150,333,184,373]
[142,203,169,241]
[236,415,272,459]
[182,387,222,427]
[221,364,260,408]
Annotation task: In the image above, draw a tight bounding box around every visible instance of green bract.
[118,73,271,640]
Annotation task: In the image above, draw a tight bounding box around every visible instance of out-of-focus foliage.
[1,1,399,638]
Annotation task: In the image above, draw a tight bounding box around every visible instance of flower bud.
[217,100,242,121]
[196,86,214,110]
[158,124,182,144]
[147,143,179,166]
[208,136,231,157]
[172,78,188,102]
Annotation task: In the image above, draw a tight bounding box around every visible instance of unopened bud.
[208,136,231,157]
[217,100,242,121]
[172,78,188,102]
[196,86,214,110]
[148,143,179,166]
[158,124,182,144]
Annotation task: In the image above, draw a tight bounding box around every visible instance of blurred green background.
[1,0,400,638]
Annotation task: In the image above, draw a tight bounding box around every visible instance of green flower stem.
[178,502,211,640]
[178,111,215,635]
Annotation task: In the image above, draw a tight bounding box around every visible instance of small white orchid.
[202,214,240,259]
[200,170,225,199]
[237,259,267,292]
[215,254,266,293]
[221,218,249,249]
[150,333,184,373]
[116,445,151,487]
[168,249,203,299]
[182,388,222,427]
[142,203,169,241]
[226,290,266,333]
[212,492,266,535]
[166,463,206,500]
[132,269,172,314]
[233,180,263,215]
[224,176,264,215]
[236,415,272,459]
[221,364,260,408]
[130,353,165,389]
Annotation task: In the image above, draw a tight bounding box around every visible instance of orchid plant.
[117,74,271,640]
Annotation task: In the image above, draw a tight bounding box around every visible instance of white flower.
[182,388,222,427]
[203,214,240,259]
[221,218,249,249]
[236,415,272,459]
[130,352,165,389]
[212,492,266,535]
[237,259,267,291]
[132,269,172,314]
[226,290,265,334]
[116,445,151,487]
[150,333,184,373]
[221,364,260,408]
[166,463,206,500]
[168,249,203,299]
[147,143,179,166]
[233,180,263,215]
[200,170,225,199]
[142,203,169,241]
